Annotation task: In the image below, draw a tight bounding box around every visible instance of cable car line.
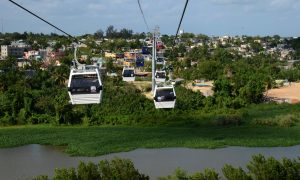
[8,0,103,105]
[9,0,191,108]
[172,0,189,49]
[8,0,76,41]
[137,0,150,32]
[152,0,190,109]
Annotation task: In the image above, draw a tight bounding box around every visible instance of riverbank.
[1,103,300,156]
[1,124,300,156]
[1,144,300,179]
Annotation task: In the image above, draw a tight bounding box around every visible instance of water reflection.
[0,144,300,179]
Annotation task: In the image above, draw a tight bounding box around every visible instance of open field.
[184,81,214,97]
[266,82,300,104]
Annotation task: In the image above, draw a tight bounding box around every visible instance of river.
[0,144,300,179]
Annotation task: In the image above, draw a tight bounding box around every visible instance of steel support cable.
[8,0,77,41]
[8,0,88,68]
[172,0,189,49]
[137,0,150,32]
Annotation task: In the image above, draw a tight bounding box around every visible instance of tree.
[119,28,133,39]
[106,25,116,39]
[94,29,104,39]
[237,74,265,104]
[250,42,263,53]
[222,164,251,180]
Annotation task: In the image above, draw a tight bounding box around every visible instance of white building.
[1,40,31,58]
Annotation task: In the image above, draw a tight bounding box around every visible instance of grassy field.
[0,103,300,157]
[0,125,300,156]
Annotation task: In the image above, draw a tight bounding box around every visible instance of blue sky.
[0,0,300,36]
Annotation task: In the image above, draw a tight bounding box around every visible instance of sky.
[0,0,300,37]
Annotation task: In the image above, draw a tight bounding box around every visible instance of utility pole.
[151,31,156,92]
[152,26,160,92]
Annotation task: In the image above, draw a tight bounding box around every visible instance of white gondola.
[122,67,135,82]
[155,70,166,83]
[68,68,103,105]
[153,85,176,109]
[156,57,164,65]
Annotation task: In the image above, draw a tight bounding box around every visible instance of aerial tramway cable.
[136,0,190,108]
[137,0,150,32]
[153,0,190,109]
[8,0,103,105]
[172,0,190,49]
[8,0,75,40]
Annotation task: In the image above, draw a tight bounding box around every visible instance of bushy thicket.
[33,158,149,180]
[33,155,300,180]
[159,154,300,180]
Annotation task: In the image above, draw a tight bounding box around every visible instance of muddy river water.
[0,144,300,179]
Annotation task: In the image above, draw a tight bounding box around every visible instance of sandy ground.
[184,81,214,97]
[266,82,300,104]
[130,80,300,104]
[128,81,153,100]
[129,81,152,91]
[185,81,300,104]
[143,91,153,100]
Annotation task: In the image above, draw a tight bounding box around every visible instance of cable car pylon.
[152,27,176,109]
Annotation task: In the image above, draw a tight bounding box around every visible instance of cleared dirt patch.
[184,81,214,97]
[266,82,300,104]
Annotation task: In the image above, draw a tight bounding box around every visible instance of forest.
[1,32,300,126]
[0,31,300,126]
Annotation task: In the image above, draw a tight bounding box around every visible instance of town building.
[1,40,31,58]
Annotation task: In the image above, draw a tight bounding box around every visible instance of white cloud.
[269,0,300,9]
[210,0,254,5]
[87,3,106,11]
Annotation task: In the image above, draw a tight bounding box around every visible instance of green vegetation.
[159,154,300,180]
[1,103,300,156]
[1,32,300,156]
[1,44,300,156]
[32,155,300,180]
[34,158,149,180]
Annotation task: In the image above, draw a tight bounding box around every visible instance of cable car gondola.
[156,41,164,50]
[122,67,135,82]
[153,85,176,109]
[156,57,165,65]
[155,70,166,83]
[68,68,103,105]
[142,46,151,55]
[136,57,144,67]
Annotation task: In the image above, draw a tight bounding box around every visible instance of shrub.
[31,175,48,180]
[222,164,251,180]
[17,108,28,125]
[52,167,77,180]
[158,168,219,180]
[212,114,243,126]
[99,157,149,180]
[277,114,298,127]
[0,112,13,126]
[28,114,55,124]
[253,114,299,127]
[247,154,300,180]
[159,155,300,180]
[35,158,149,180]
[77,161,100,180]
